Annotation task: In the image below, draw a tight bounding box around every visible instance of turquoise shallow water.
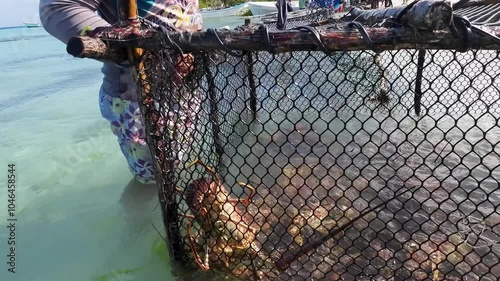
[0,16,245,281]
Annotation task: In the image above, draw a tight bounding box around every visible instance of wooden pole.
[246,52,257,117]
[117,0,187,267]
[66,25,500,62]
[244,18,257,118]
[122,0,144,79]
[66,36,126,62]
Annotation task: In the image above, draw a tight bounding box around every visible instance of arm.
[39,0,111,45]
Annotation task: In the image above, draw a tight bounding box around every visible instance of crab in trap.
[177,158,275,279]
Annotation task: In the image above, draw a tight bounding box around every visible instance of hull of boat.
[23,23,42,28]
[201,3,249,18]
[248,1,300,16]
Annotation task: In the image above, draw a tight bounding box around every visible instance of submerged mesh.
[134,3,500,281]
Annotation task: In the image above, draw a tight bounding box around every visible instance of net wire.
[136,3,500,281]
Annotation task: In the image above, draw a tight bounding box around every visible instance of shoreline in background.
[0,26,34,30]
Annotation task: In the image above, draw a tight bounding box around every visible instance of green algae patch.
[93,267,143,281]
[151,237,169,262]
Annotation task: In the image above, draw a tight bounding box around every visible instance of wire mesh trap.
[67,0,500,280]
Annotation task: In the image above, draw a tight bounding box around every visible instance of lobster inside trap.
[128,3,500,281]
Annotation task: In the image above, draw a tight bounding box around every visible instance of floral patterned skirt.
[98,83,202,184]
[99,86,156,183]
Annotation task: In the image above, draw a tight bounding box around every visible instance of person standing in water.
[39,0,203,184]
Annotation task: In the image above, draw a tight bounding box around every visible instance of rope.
[157,24,184,55]
[206,28,246,57]
[276,0,290,30]
[449,4,500,51]
[415,48,426,116]
[259,24,276,54]
[346,21,381,53]
[294,25,333,55]
[451,15,474,51]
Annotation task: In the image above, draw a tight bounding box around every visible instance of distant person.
[307,0,344,12]
[344,0,351,9]
[39,0,203,184]
[371,0,392,9]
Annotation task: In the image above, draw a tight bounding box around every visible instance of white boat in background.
[23,23,42,28]
[247,1,300,16]
[201,3,250,18]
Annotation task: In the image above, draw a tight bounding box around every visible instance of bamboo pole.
[117,0,187,266]
[120,0,145,84]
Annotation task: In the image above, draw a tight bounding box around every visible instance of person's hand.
[80,26,107,37]
[173,53,195,86]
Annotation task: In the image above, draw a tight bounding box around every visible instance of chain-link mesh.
[260,8,334,29]
[134,3,500,281]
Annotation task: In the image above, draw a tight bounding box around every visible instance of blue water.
[0,16,244,281]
